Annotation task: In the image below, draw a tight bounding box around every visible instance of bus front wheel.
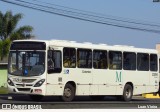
[61,83,75,102]
[122,84,133,102]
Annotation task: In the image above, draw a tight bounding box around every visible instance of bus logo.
[64,69,69,74]
[22,83,25,87]
[116,71,122,82]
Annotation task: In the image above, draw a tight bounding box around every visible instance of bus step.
[142,94,160,98]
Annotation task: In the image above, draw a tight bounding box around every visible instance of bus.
[7,39,160,102]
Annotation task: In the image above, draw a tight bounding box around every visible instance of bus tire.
[29,95,43,101]
[62,83,75,102]
[122,84,133,102]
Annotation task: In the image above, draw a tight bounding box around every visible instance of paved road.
[0,94,160,109]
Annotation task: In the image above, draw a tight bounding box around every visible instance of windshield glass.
[8,51,45,76]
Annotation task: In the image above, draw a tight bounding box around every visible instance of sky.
[0,0,160,49]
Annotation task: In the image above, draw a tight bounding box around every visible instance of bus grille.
[22,79,36,83]
[17,88,31,92]
[16,84,33,87]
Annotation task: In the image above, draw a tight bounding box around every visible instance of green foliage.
[0,11,23,40]
[0,10,34,60]
[0,88,8,94]
[10,25,34,40]
[0,39,11,60]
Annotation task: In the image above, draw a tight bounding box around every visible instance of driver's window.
[48,50,54,69]
[47,50,62,74]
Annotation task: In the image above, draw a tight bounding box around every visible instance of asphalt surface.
[0,94,160,109]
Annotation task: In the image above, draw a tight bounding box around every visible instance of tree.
[0,10,34,60]
[0,39,11,61]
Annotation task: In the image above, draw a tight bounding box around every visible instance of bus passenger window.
[63,48,76,68]
[77,49,92,68]
[137,53,149,71]
[109,51,122,70]
[150,54,158,71]
[123,52,136,70]
[93,50,107,69]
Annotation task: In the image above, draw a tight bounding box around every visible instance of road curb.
[142,94,160,98]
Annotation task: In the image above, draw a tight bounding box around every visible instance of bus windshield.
[8,51,45,76]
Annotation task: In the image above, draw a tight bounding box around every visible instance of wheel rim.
[125,88,131,98]
[64,88,72,98]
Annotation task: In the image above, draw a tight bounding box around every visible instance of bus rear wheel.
[122,84,133,102]
[61,83,75,102]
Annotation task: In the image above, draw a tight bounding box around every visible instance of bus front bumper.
[8,84,46,96]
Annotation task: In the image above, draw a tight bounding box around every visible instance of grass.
[0,65,8,94]
[0,69,7,87]
[0,87,8,94]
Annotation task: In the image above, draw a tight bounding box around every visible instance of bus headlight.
[7,78,14,86]
[34,79,45,87]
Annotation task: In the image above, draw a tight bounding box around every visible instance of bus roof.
[13,39,158,54]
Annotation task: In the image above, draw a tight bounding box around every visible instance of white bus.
[7,40,160,102]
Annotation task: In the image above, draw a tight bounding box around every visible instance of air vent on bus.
[17,88,31,92]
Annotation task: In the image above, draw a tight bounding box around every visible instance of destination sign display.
[10,42,46,50]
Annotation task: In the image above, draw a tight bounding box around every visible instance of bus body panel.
[7,40,159,100]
